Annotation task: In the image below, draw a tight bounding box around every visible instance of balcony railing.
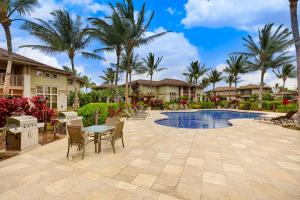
[0,73,24,87]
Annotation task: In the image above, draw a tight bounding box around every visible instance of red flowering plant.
[0,97,31,127]
[282,98,289,105]
[30,96,54,123]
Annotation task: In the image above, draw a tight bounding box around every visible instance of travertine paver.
[0,110,300,200]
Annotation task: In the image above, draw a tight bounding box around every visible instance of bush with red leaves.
[0,96,54,127]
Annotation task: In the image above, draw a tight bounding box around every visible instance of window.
[36,71,43,77]
[36,86,59,109]
[45,72,51,78]
[52,73,58,79]
[170,92,177,101]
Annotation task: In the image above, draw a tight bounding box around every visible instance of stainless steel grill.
[5,116,44,151]
[57,111,83,135]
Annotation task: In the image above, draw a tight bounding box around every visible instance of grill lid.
[58,111,78,120]
[6,115,38,129]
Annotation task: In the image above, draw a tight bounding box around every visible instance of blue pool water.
[155,110,262,129]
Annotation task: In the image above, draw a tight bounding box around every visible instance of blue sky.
[0,0,297,90]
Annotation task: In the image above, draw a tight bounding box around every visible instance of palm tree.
[208,69,223,96]
[140,53,166,94]
[0,0,39,93]
[200,77,210,91]
[289,0,300,127]
[88,15,125,85]
[182,61,209,102]
[20,10,101,108]
[273,64,297,100]
[112,0,169,108]
[241,24,293,109]
[121,52,143,89]
[224,55,248,92]
[81,75,92,93]
[224,74,236,100]
[100,67,115,86]
[273,83,281,94]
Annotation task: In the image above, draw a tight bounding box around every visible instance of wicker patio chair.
[101,121,125,153]
[66,125,94,159]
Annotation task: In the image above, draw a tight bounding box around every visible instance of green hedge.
[77,103,120,126]
[262,101,282,110]
[239,101,258,110]
[276,103,298,113]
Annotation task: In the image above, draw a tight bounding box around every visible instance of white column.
[23,75,31,98]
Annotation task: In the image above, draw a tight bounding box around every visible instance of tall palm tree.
[241,24,293,109]
[289,0,300,127]
[140,53,166,93]
[182,60,209,102]
[88,15,125,85]
[200,77,210,91]
[81,75,92,93]
[112,0,169,108]
[273,64,297,100]
[0,0,39,93]
[100,67,115,86]
[120,51,143,94]
[273,83,281,94]
[224,55,248,92]
[20,10,101,108]
[208,69,223,96]
[224,74,236,100]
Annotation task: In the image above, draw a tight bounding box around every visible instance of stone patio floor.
[0,110,300,200]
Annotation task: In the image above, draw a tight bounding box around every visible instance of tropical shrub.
[151,99,163,108]
[77,103,121,126]
[276,103,297,113]
[199,101,215,109]
[0,96,54,127]
[262,101,282,110]
[263,93,274,101]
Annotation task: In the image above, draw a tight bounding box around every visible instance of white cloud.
[102,27,200,83]
[166,7,176,15]
[64,0,111,15]
[29,0,62,20]
[181,0,289,31]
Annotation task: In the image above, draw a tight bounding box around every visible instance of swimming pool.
[155,110,262,129]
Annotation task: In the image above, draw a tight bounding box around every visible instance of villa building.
[95,78,204,104]
[0,48,83,111]
[206,84,272,100]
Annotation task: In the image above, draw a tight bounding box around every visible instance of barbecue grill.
[57,111,83,135]
[5,116,44,151]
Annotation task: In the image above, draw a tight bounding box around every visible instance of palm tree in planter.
[182,60,209,101]
[140,53,166,94]
[21,10,102,108]
[289,0,300,127]
[88,14,125,85]
[208,69,223,96]
[112,0,169,108]
[0,0,39,94]
[224,55,248,92]
[273,64,297,100]
[240,24,293,109]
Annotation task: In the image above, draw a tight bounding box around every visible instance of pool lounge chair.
[129,107,149,116]
[271,111,297,125]
[255,111,297,125]
[125,110,146,120]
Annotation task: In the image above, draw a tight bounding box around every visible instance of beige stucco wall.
[67,80,82,93]
[30,68,68,111]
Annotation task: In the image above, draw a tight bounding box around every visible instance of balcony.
[0,73,24,96]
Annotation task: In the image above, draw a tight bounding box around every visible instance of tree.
[208,69,223,96]
[63,66,82,77]
[21,10,101,109]
[100,67,115,86]
[0,0,39,94]
[273,64,297,100]
[273,83,281,94]
[224,74,236,100]
[289,0,300,127]
[81,75,92,93]
[120,51,143,94]
[112,0,169,108]
[224,55,248,92]
[140,53,166,94]
[88,15,125,85]
[241,24,293,109]
[182,61,209,102]
[199,77,210,91]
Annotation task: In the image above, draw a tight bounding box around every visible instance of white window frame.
[36,86,58,109]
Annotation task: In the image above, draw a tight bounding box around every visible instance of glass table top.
[83,125,115,133]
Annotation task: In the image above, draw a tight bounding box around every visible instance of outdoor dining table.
[83,125,115,153]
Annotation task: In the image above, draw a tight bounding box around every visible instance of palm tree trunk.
[234,81,238,99]
[125,71,129,107]
[258,71,265,109]
[282,79,286,101]
[70,56,78,109]
[289,0,300,127]
[129,72,132,95]
[3,23,13,96]
[195,78,198,102]
[115,47,121,85]
[125,47,132,109]
[150,75,153,95]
